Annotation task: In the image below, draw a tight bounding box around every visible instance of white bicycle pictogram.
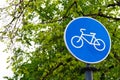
[71,28,106,51]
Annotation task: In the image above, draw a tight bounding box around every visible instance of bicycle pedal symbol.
[71,28,106,51]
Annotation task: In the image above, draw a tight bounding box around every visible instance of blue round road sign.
[64,17,111,64]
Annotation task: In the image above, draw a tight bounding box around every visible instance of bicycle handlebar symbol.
[71,28,106,51]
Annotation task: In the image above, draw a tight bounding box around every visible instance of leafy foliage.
[0,0,120,80]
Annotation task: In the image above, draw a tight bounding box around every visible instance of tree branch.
[98,13,120,20]
[84,13,120,20]
[63,1,77,18]
[107,1,120,7]
[41,57,73,80]
[41,62,65,80]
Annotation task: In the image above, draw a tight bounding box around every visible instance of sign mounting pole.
[85,64,93,80]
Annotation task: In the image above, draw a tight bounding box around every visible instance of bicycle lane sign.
[64,17,111,64]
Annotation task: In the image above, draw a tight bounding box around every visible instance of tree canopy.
[0,0,120,80]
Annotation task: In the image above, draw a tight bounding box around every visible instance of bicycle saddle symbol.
[71,28,106,51]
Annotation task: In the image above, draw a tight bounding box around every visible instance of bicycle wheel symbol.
[71,36,83,48]
[94,39,105,51]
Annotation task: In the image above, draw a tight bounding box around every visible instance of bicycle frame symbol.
[71,28,106,51]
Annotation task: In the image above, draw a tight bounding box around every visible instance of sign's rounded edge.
[64,17,111,64]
